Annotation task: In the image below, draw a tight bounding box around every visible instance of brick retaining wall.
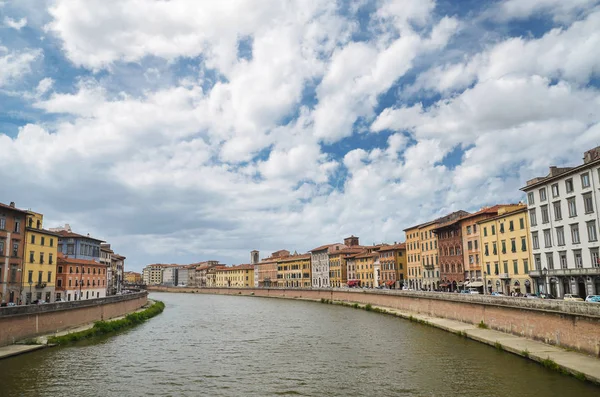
[149,286,600,357]
[0,292,148,346]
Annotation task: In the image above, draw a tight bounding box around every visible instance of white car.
[563,294,584,302]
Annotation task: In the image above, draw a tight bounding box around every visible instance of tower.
[250,250,259,265]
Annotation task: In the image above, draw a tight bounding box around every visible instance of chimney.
[9,202,15,208]
[549,166,557,176]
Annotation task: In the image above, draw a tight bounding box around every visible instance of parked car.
[539,292,556,299]
[563,294,584,302]
[523,293,539,299]
[460,290,470,294]
[468,289,480,294]
[585,295,600,303]
[491,292,505,296]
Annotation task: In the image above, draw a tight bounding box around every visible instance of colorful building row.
[0,202,126,305]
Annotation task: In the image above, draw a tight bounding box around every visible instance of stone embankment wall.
[149,286,600,357]
[0,292,148,346]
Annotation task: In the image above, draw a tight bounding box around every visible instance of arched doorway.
[452,280,457,292]
[595,277,600,295]
[550,278,558,297]
[513,280,521,295]
[562,278,570,295]
[524,279,531,294]
[577,277,586,298]
[487,280,492,294]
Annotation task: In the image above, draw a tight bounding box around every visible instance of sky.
[1,0,599,272]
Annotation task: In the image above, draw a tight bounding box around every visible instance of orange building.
[378,243,407,289]
[55,253,108,301]
[256,250,289,287]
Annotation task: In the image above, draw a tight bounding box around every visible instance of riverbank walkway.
[365,303,600,385]
[0,299,155,360]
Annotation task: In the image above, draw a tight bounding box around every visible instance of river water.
[0,292,598,396]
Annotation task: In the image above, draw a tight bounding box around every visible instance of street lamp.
[28,280,33,304]
[542,267,548,296]
[483,271,487,295]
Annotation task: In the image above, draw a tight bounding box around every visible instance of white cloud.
[4,16,27,30]
[0,46,41,86]
[495,0,600,22]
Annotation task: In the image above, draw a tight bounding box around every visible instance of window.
[581,173,590,188]
[474,240,478,250]
[486,263,491,275]
[551,183,559,197]
[49,254,53,265]
[513,260,519,275]
[543,229,552,248]
[31,235,35,244]
[14,220,20,233]
[467,241,472,250]
[483,227,488,237]
[69,266,73,274]
[50,238,54,247]
[565,178,574,193]
[574,250,583,268]
[39,252,44,264]
[41,237,45,246]
[491,225,496,235]
[553,201,562,221]
[529,209,537,226]
[567,198,577,217]
[571,224,580,244]
[473,224,477,233]
[500,223,505,233]
[527,192,535,205]
[541,205,549,224]
[28,270,33,283]
[587,220,598,242]
[0,217,5,230]
[546,253,554,270]
[556,226,565,246]
[559,251,567,269]
[509,220,514,231]
[58,266,62,273]
[467,226,472,235]
[484,243,489,256]
[519,218,525,230]
[47,271,52,283]
[494,262,499,275]
[521,237,527,251]
[534,254,541,270]
[583,193,594,213]
[539,188,547,201]
[523,259,529,273]
[29,251,34,263]
[511,239,516,253]
[67,244,74,255]
[503,261,508,273]
[501,240,506,254]
[532,232,539,249]
[493,242,497,255]
[0,240,3,255]
[591,248,600,268]
[57,279,62,287]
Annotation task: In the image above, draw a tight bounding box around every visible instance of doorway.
[577,278,586,298]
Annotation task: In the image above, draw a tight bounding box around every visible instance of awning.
[439,283,450,287]
[385,280,394,286]
[469,281,484,288]
[464,281,471,287]
[347,280,359,286]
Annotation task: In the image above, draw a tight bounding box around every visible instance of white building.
[310,243,346,288]
[522,146,600,298]
[162,267,177,286]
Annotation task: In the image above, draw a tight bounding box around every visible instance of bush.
[364,304,373,311]
[48,300,165,345]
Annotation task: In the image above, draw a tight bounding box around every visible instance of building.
[478,205,533,295]
[311,244,346,288]
[124,271,142,284]
[55,253,108,301]
[162,266,178,286]
[22,210,59,304]
[0,202,27,305]
[100,244,114,294]
[111,253,126,294]
[459,206,510,292]
[256,250,289,288]
[188,261,222,287]
[352,249,379,288]
[419,220,441,291]
[143,264,165,285]
[378,243,406,289]
[277,253,311,288]
[404,224,422,290]
[522,147,600,298]
[176,266,189,286]
[329,236,361,288]
[52,225,103,261]
[435,216,468,292]
[215,264,254,287]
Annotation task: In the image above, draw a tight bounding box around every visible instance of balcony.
[35,282,47,289]
[498,273,510,279]
[529,268,600,278]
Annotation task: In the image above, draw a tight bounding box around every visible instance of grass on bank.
[47,300,165,345]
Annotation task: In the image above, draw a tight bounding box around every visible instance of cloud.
[494,0,600,23]
[4,16,27,30]
[0,46,41,86]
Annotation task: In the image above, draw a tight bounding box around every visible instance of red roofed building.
[56,252,108,301]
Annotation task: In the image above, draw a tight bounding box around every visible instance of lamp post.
[28,280,32,304]
[542,267,548,296]
[483,271,487,295]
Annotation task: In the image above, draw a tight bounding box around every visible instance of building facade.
[124,271,142,284]
[22,211,59,303]
[100,244,113,294]
[378,243,406,289]
[55,253,108,301]
[522,147,600,298]
[435,218,466,292]
[0,202,26,304]
[311,244,345,288]
[479,205,533,295]
[277,253,311,288]
[329,236,361,288]
[256,250,289,287]
[53,225,103,261]
[404,225,422,290]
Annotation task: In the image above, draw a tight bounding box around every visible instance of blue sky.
[1,0,599,271]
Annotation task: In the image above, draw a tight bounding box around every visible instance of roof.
[25,227,60,236]
[378,243,406,251]
[310,243,337,252]
[0,202,29,215]
[56,230,105,243]
[278,253,311,262]
[216,264,254,271]
[521,151,600,191]
[352,251,379,259]
[476,205,527,223]
[57,252,106,266]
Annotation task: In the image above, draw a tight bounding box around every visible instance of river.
[0,292,598,396]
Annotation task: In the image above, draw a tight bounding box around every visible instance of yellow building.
[215,265,254,287]
[378,243,407,289]
[419,221,439,291]
[124,271,142,284]
[22,211,59,304]
[404,225,422,290]
[353,250,379,288]
[277,253,311,288]
[478,205,533,295]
